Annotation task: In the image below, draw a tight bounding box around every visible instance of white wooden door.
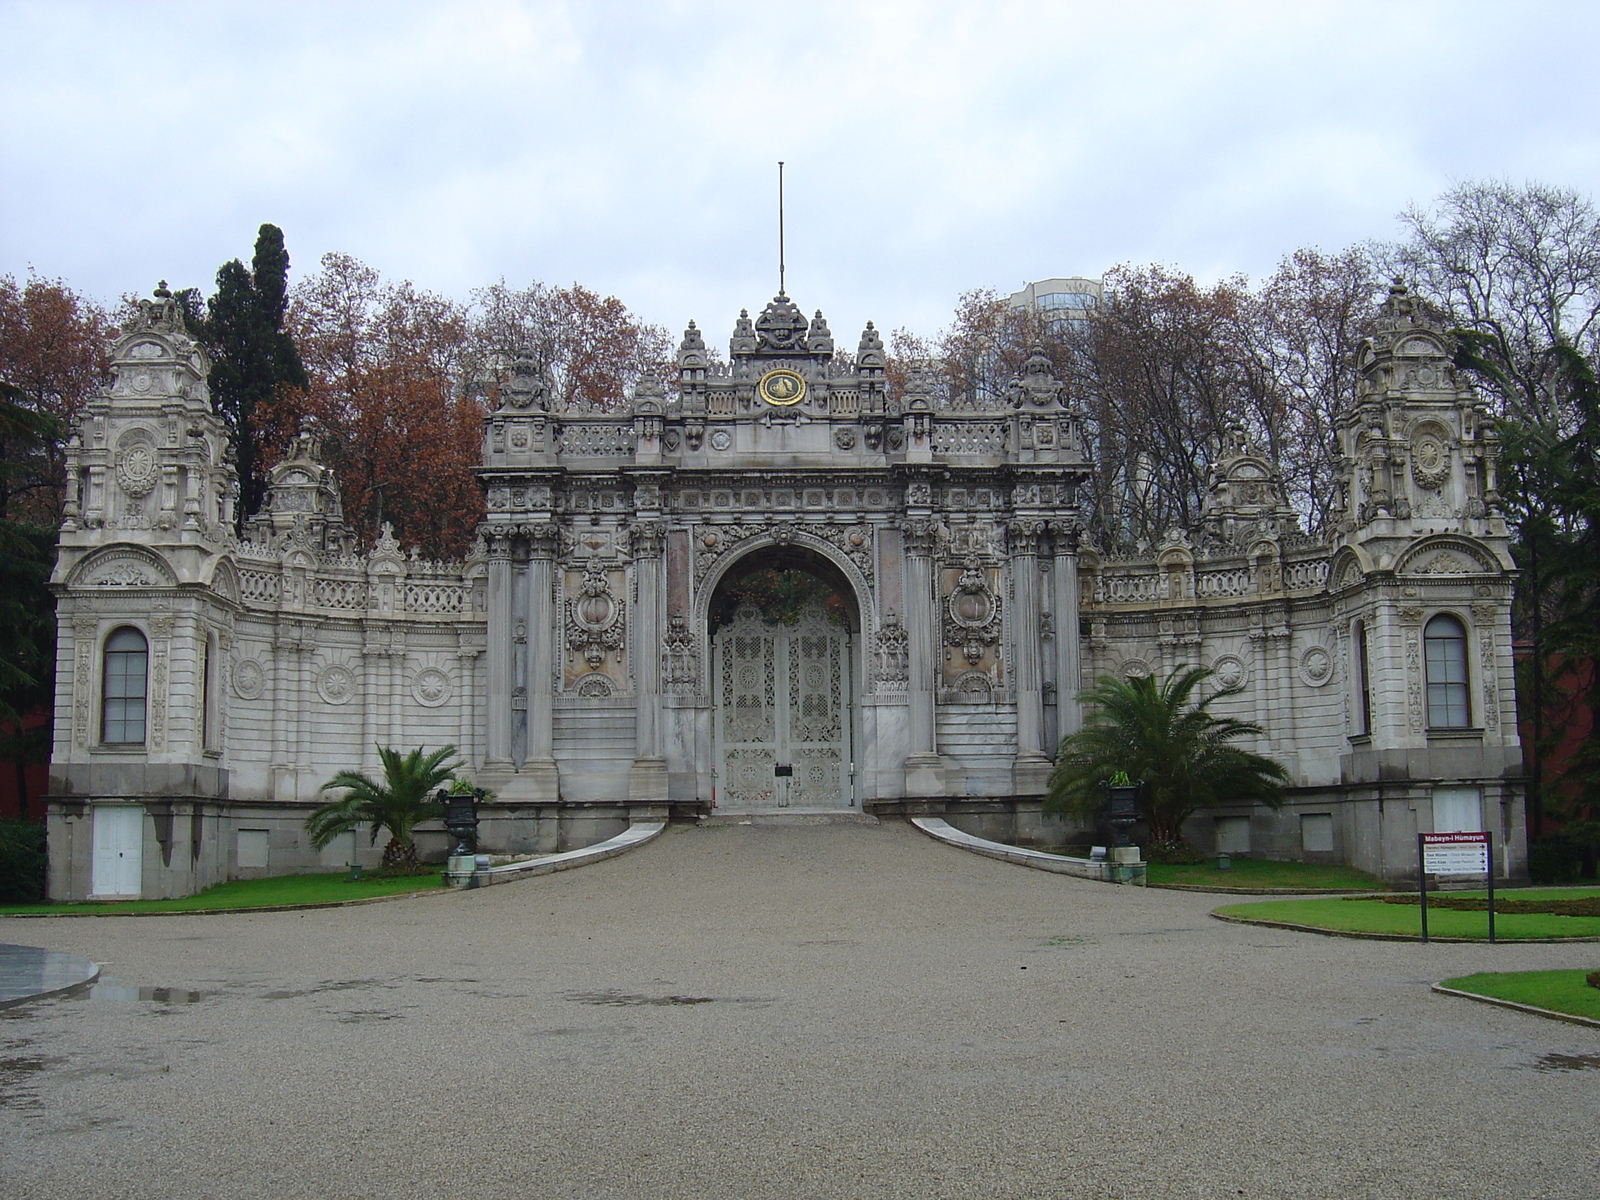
[715,602,852,810]
[92,805,144,897]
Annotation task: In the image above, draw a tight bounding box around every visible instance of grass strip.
[1437,970,1600,1022]
[0,871,445,916]
[1146,858,1382,891]
[1215,888,1600,941]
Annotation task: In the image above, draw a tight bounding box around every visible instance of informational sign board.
[1421,831,1490,875]
[1416,831,1496,944]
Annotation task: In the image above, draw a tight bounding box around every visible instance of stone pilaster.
[1049,520,1083,739]
[1008,518,1050,794]
[628,520,668,802]
[520,523,560,801]
[901,514,945,795]
[484,534,513,768]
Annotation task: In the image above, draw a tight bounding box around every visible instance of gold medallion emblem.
[757,368,806,406]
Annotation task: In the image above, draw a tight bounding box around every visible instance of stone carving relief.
[663,614,701,696]
[693,522,874,586]
[317,663,356,705]
[115,428,159,498]
[1298,645,1333,688]
[1411,431,1451,491]
[565,567,624,672]
[943,564,1002,668]
[1120,657,1153,680]
[872,609,909,692]
[72,617,95,748]
[233,657,266,701]
[1480,630,1499,730]
[1404,630,1424,733]
[1210,654,1248,689]
[412,667,452,708]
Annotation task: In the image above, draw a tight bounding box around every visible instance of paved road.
[2,821,1597,1199]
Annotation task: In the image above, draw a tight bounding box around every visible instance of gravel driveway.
[3,820,1597,1199]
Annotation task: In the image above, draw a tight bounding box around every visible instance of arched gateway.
[44,281,1527,899]
[709,549,860,811]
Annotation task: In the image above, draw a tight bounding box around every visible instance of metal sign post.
[1418,831,1495,944]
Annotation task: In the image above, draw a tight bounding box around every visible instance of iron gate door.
[714,601,852,810]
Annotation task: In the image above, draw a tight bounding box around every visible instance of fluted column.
[484,534,513,767]
[901,515,945,795]
[629,520,669,803]
[525,523,560,775]
[1009,518,1050,793]
[1050,520,1083,738]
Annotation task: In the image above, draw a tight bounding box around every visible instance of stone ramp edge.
[467,820,667,887]
[910,816,1129,883]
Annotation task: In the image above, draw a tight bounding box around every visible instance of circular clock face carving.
[757,368,806,407]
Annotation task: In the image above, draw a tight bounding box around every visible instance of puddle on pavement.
[65,979,207,1004]
[567,990,716,1007]
[1532,1052,1600,1072]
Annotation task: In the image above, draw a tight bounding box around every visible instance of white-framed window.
[1423,614,1470,728]
[102,626,149,745]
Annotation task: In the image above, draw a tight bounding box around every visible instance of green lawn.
[1147,858,1383,891]
[1439,970,1600,1021]
[1216,888,1600,941]
[0,871,445,916]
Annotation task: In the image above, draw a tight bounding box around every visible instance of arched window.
[102,627,149,745]
[1423,614,1470,729]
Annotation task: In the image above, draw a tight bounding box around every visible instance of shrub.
[0,817,47,903]
[1528,835,1585,885]
[1145,838,1206,865]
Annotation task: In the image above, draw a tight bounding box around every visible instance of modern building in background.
[1007,277,1104,330]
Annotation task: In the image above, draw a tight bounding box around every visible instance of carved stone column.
[629,520,668,803]
[1009,518,1050,793]
[521,522,560,800]
[1049,521,1083,738]
[901,515,945,795]
[484,533,513,768]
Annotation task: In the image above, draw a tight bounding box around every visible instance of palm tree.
[1045,667,1289,847]
[305,744,461,871]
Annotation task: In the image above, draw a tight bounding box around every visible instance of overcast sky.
[4,0,1599,342]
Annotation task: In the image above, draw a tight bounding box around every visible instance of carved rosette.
[1411,431,1451,491]
[566,566,624,672]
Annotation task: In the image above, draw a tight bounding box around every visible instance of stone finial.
[678,319,707,368]
[903,360,935,410]
[856,320,885,368]
[807,310,834,355]
[729,309,757,356]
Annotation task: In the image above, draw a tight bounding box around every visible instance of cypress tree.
[204,224,307,527]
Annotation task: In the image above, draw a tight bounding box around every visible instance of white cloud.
[3,0,1599,341]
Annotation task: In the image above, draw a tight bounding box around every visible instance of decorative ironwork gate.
[713,601,852,810]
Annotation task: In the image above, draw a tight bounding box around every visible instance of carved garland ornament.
[1411,433,1452,491]
[943,564,1002,666]
[566,567,624,671]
